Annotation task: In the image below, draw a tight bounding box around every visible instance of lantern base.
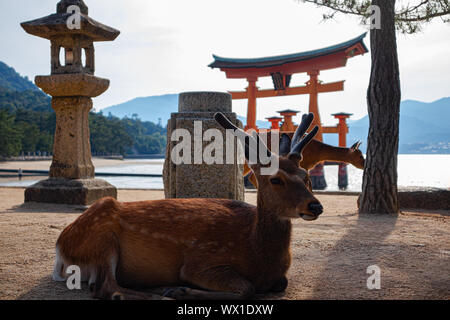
[25,178,117,205]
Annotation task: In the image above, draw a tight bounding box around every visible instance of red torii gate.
[208,33,368,142]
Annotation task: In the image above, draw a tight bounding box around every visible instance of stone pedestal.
[25,178,117,206]
[164,92,244,200]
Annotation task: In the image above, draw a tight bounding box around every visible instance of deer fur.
[52,112,323,300]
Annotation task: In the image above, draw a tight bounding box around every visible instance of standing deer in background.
[244,128,364,188]
[52,112,323,300]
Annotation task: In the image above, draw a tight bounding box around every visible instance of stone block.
[164,92,244,201]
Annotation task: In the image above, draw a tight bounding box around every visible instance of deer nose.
[308,202,323,216]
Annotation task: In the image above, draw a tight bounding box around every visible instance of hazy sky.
[1,0,449,124]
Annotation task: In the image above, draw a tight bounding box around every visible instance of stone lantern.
[21,0,119,205]
[277,109,300,132]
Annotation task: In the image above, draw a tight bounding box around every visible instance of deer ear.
[279,133,292,156]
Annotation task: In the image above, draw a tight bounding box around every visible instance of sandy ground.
[0,187,449,300]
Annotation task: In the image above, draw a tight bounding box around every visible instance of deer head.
[215,112,323,221]
[349,141,365,169]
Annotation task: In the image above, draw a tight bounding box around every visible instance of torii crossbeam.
[208,33,368,141]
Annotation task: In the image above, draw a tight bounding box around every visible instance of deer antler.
[290,114,312,149]
[279,113,317,157]
[288,113,319,161]
[279,133,292,156]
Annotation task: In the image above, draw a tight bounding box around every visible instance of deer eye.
[270,177,284,186]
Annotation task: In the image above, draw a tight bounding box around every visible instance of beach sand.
[0,187,449,300]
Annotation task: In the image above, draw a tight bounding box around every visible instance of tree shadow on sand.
[308,210,450,299]
[309,212,399,299]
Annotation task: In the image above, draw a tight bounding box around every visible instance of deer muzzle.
[299,201,323,221]
[308,202,323,215]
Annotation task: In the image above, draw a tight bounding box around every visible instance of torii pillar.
[245,77,258,130]
[307,71,327,190]
[334,112,352,190]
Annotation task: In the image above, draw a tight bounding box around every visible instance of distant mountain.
[102,94,179,126]
[347,97,450,154]
[237,116,271,129]
[0,61,51,113]
[0,61,39,92]
[103,94,273,128]
[104,94,449,154]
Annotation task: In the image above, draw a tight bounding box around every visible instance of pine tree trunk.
[359,0,401,214]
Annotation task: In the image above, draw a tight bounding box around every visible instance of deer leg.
[93,266,170,300]
[90,253,168,300]
[163,265,255,300]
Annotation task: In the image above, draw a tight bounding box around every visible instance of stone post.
[163,92,244,201]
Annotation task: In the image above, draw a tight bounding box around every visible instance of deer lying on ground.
[52,112,323,300]
[244,130,364,188]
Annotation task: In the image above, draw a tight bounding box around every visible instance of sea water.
[1,155,449,191]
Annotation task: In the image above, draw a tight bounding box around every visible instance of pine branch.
[300,0,450,34]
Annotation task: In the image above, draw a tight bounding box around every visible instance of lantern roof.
[332,112,353,117]
[266,116,283,120]
[277,109,300,115]
[21,0,120,42]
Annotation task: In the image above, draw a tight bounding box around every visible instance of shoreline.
[0,157,163,171]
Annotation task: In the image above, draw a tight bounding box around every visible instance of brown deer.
[52,112,323,300]
[244,127,364,187]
